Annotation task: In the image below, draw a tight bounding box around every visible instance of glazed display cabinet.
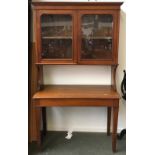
[34,3,120,65]
[31,2,123,153]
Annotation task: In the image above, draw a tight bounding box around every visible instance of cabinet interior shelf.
[82,36,112,39]
[42,36,72,39]
[42,36,112,39]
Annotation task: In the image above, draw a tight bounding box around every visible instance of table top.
[33,85,120,99]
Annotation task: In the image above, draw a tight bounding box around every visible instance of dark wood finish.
[34,98,118,107]
[115,11,120,64]
[32,2,123,10]
[33,85,120,152]
[37,58,47,138]
[112,105,119,152]
[35,106,41,146]
[77,10,117,65]
[29,43,46,142]
[33,93,119,152]
[35,10,77,64]
[111,65,118,90]
[31,2,123,152]
[33,85,119,99]
[107,107,112,136]
[42,107,47,136]
[37,65,43,90]
[29,43,38,142]
[32,2,122,65]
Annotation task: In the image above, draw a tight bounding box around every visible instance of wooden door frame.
[35,10,77,64]
[77,10,119,65]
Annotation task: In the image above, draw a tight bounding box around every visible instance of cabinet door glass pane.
[81,14,113,59]
[41,14,72,59]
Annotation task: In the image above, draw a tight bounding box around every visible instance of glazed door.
[36,10,77,64]
[78,11,118,64]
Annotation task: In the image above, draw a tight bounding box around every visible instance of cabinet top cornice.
[32,2,123,10]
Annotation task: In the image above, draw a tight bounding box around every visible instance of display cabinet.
[34,3,121,65]
[32,2,123,153]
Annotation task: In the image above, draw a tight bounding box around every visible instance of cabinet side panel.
[115,10,121,64]
[34,10,40,63]
[29,43,38,142]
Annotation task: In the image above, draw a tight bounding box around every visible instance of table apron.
[33,98,119,107]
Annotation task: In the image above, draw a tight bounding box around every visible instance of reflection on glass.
[81,14,113,59]
[41,14,72,59]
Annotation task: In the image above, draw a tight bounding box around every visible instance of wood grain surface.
[33,85,120,99]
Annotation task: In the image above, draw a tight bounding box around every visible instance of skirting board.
[46,127,124,133]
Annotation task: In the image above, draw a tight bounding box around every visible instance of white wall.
[116,8,126,130]
[43,66,112,132]
[32,0,126,133]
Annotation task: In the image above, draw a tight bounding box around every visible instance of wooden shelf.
[42,36,111,40]
[42,36,72,39]
[82,36,112,40]
[33,85,119,99]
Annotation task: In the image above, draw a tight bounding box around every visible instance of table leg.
[112,106,119,152]
[35,107,41,146]
[42,107,47,136]
[107,107,111,136]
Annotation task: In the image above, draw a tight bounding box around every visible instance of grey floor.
[29,131,126,155]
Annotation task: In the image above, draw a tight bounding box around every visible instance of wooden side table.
[33,85,119,152]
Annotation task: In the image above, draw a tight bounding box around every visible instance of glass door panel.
[80,14,113,60]
[41,14,73,59]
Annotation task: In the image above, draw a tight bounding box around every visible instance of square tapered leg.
[107,107,112,136]
[112,105,119,152]
[35,106,41,146]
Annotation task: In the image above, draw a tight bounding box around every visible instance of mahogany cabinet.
[31,2,123,153]
[33,2,122,65]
